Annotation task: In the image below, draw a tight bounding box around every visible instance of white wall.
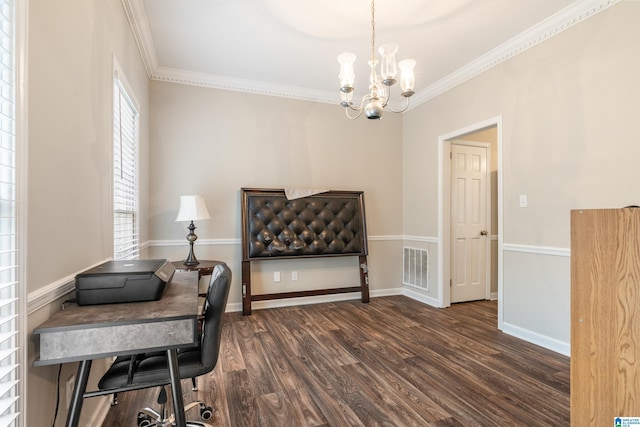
[26,0,149,425]
[402,1,640,354]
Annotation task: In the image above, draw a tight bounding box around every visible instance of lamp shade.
[175,195,211,222]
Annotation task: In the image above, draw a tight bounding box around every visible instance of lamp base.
[182,221,200,266]
[182,257,200,267]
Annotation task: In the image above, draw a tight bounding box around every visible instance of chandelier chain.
[370,0,376,61]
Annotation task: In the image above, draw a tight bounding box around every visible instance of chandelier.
[337,0,416,120]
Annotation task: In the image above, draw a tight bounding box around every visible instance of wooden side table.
[172,260,224,279]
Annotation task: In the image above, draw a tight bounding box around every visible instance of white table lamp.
[175,195,211,266]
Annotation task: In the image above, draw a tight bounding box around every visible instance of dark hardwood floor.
[101,296,569,426]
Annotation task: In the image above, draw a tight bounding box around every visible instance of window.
[113,71,139,260]
[0,0,20,425]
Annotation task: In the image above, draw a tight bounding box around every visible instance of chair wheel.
[200,405,213,420]
[137,412,154,427]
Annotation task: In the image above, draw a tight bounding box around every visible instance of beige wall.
[24,0,640,424]
[402,1,640,350]
[147,82,404,309]
[26,0,149,425]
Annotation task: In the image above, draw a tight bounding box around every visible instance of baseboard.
[501,322,570,356]
[402,286,441,307]
[400,288,569,356]
[226,287,404,313]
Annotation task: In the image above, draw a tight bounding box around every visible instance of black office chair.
[98,262,232,427]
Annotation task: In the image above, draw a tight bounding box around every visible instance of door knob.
[480,230,488,236]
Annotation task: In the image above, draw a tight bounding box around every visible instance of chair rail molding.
[146,235,408,248]
[27,258,112,314]
[147,238,241,247]
[503,243,570,257]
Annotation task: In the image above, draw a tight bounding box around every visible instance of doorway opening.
[437,117,503,329]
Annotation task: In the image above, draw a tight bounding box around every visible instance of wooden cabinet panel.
[571,208,640,426]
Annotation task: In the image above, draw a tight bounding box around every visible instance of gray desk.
[33,270,199,427]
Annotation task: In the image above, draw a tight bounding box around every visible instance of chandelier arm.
[345,107,364,120]
[378,87,390,108]
[383,96,411,114]
[347,93,371,112]
[343,92,371,119]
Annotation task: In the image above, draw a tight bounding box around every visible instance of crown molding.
[409,0,620,108]
[151,66,339,104]
[120,0,158,77]
[122,0,620,107]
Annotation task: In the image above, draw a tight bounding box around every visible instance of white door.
[450,143,488,303]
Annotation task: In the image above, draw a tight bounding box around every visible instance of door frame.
[450,140,491,303]
[437,116,504,329]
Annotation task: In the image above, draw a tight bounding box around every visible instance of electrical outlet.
[66,375,76,408]
[274,271,281,282]
[292,271,298,281]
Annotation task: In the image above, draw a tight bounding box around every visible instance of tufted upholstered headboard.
[241,188,368,260]
[240,188,370,315]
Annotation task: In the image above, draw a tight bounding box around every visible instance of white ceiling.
[126,0,616,106]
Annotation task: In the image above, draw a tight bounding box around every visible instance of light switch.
[519,194,528,208]
[274,271,281,282]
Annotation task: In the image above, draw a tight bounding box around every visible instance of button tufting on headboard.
[241,188,368,260]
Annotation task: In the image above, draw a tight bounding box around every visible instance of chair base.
[136,400,214,427]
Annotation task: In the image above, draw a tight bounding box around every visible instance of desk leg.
[167,349,186,427]
[66,359,91,427]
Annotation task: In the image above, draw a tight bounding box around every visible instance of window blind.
[113,78,139,260]
[0,0,19,425]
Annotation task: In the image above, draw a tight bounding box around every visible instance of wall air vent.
[403,247,429,290]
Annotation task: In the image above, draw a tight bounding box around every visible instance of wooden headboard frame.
[240,188,370,315]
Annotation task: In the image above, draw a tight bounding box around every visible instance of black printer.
[75,259,176,305]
